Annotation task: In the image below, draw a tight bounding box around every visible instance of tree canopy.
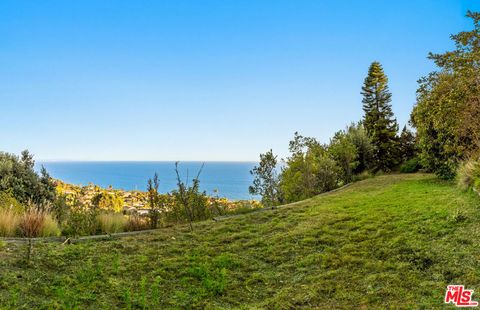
[411,11,480,178]
[0,150,56,206]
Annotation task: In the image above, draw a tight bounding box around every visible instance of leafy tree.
[147,173,172,229]
[249,149,281,207]
[91,191,124,213]
[280,153,339,203]
[328,129,358,183]
[279,133,340,203]
[398,126,417,163]
[361,62,399,171]
[347,122,374,174]
[411,11,480,179]
[0,150,56,206]
[147,173,162,228]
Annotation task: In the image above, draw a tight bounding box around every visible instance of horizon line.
[36,159,258,163]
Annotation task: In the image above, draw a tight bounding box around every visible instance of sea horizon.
[36,161,258,200]
[37,160,258,163]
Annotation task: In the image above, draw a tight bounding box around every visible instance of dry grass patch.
[0,209,20,237]
[97,213,127,234]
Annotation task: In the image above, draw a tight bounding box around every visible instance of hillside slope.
[1,174,480,308]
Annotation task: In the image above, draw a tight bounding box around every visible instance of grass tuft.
[0,209,20,237]
[97,213,127,234]
[125,215,150,232]
[457,159,480,192]
[40,214,61,237]
[19,209,45,238]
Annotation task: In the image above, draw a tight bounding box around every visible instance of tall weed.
[0,209,20,237]
[19,209,45,238]
[97,213,127,234]
[125,215,150,232]
[40,214,61,237]
[457,159,480,192]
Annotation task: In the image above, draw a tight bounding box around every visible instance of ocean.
[36,161,257,200]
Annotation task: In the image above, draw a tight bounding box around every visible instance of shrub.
[125,215,150,231]
[51,194,71,226]
[0,191,24,214]
[172,162,210,231]
[40,214,61,237]
[63,207,98,237]
[352,170,373,182]
[19,209,45,238]
[400,157,421,173]
[97,213,127,234]
[0,209,21,237]
[457,159,480,192]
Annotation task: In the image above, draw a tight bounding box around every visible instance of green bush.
[0,191,24,214]
[352,170,373,182]
[457,159,480,193]
[400,157,421,173]
[63,208,99,237]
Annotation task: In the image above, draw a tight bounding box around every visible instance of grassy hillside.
[1,174,479,308]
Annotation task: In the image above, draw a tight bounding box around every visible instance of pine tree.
[361,61,399,171]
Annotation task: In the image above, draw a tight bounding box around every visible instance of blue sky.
[1,1,479,161]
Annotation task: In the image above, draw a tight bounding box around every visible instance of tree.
[411,11,480,179]
[279,133,340,203]
[280,152,339,203]
[398,126,417,163]
[249,150,281,207]
[39,166,56,205]
[361,61,399,171]
[146,173,162,228]
[0,150,56,206]
[91,192,124,213]
[347,122,374,174]
[328,128,358,183]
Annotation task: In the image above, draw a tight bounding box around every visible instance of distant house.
[123,206,151,216]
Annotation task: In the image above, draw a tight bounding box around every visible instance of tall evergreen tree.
[361,61,399,171]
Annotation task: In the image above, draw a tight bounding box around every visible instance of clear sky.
[1,1,479,161]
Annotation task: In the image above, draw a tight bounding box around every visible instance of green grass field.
[1,174,479,309]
